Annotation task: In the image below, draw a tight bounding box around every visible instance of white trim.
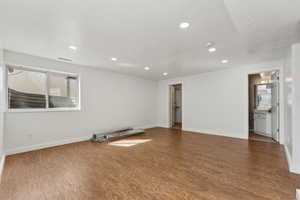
[167,81,183,129]
[45,71,50,109]
[5,63,82,113]
[284,145,293,172]
[296,190,300,200]
[157,124,170,128]
[244,70,250,139]
[5,136,90,155]
[5,125,157,155]
[183,128,248,140]
[7,107,81,113]
[294,166,300,174]
[283,145,300,174]
[0,155,6,182]
[135,124,157,129]
[245,66,285,144]
[6,63,78,76]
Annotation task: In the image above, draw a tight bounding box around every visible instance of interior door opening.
[169,84,182,130]
[248,71,280,143]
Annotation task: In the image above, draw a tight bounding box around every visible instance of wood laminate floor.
[0,128,298,200]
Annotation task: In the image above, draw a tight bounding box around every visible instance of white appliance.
[254,112,272,137]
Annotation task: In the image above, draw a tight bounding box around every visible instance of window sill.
[7,107,81,113]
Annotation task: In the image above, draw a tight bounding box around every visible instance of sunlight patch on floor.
[109,139,152,147]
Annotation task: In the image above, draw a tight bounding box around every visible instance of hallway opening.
[169,84,182,130]
[248,71,280,143]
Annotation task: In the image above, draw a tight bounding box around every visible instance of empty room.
[0,0,300,199]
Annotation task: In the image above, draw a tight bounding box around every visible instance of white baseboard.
[6,136,91,155]
[135,124,158,130]
[0,155,6,181]
[297,190,300,200]
[156,123,170,128]
[183,128,248,140]
[284,145,293,172]
[5,125,158,155]
[294,167,300,174]
[156,126,248,140]
[283,145,300,174]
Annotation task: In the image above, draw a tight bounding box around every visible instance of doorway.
[248,71,280,143]
[170,84,182,130]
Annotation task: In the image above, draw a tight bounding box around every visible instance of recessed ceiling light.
[221,59,229,64]
[208,47,216,52]
[69,45,77,50]
[111,57,117,61]
[179,22,190,29]
[144,67,150,71]
[163,72,168,76]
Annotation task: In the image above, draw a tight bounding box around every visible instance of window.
[48,73,79,108]
[8,68,47,109]
[7,65,80,111]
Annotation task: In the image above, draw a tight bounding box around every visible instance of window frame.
[5,64,81,113]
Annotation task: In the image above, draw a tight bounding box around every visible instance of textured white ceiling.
[0,0,299,80]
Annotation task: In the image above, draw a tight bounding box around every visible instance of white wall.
[291,44,300,173]
[283,43,300,174]
[157,60,284,140]
[0,48,5,176]
[4,51,157,154]
[283,47,294,168]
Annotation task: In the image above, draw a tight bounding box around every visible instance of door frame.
[169,83,183,128]
[174,85,182,124]
[245,67,284,144]
[271,71,280,142]
[169,84,176,128]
